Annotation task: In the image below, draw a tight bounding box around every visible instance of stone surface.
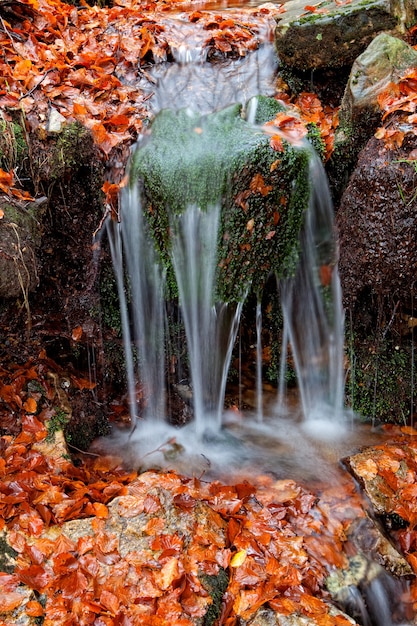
[390,0,417,29]
[244,605,359,624]
[130,99,314,303]
[347,515,413,577]
[329,33,417,198]
[337,133,417,308]
[275,0,398,71]
[339,33,417,128]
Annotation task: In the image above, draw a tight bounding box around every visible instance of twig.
[19,69,53,100]
[0,15,20,53]
[67,443,101,457]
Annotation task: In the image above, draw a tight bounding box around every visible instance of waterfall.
[168,203,242,438]
[99,20,410,626]
[104,3,350,444]
[107,181,167,426]
[278,150,347,435]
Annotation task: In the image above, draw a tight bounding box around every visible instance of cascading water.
[107,181,167,425]
[278,148,347,436]
[106,12,348,448]
[168,203,242,437]
[101,18,410,625]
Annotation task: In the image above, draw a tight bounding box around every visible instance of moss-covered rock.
[130,99,312,303]
[275,0,398,72]
[328,33,417,202]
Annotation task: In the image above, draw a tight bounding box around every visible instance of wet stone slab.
[275,0,398,71]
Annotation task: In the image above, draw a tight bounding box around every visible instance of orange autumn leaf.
[246,218,255,232]
[319,265,332,287]
[93,502,109,518]
[0,168,14,193]
[408,552,417,574]
[25,601,45,617]
[354,457,378,480]
[23,396,38,414]
[0,592,23,612]
[249,173,272,196]
[270,134,284,152]
[100,589,120,614]
[71,325,83,341]
[70,374,96,390]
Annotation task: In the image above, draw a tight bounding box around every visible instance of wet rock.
[243,604,359,624]
[130,98,315,303]
[390,0,417,30]
[326,552,409,626]
[329,33,417,199]
[0,198,40,300]
[345,446,411,519]
[40,471,228,623]
[337,132,417,309]
[275,0,398,72]
[347,515,413,577]
[0,530,37,625]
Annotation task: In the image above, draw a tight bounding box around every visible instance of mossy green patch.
[130,99,312,303]
[346,335,413,424]
[50,122,91,180]
[200,568,229,626]
[0,118,28,172]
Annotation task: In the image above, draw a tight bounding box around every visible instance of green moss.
[307,123,326,161]
[46,408,71,442]
[248,94,286,124]
[50,122,91,180]
[131,99,312,303]
[200,568,229,626]
[98,264,122,334]
[2,201,41,243]
[0,118,28,172]
[346,337,413,424]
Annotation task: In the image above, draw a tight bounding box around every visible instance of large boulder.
[337,130,417,421]
[129,99,315,304]
[337,133,417,312]
[275,0,398,72]
[329,33,417,200]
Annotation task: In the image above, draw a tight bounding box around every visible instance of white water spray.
[278,150,347,437]
[169,203,243,436]
[107,182,167,424]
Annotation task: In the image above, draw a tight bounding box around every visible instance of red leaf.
[16,564,52,591]
[0,592,23,612]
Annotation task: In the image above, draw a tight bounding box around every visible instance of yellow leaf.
[230,549,247,567]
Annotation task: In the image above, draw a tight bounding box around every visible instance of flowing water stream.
[101,14,413,625]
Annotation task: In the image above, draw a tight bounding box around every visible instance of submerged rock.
[243,605,359,624]
[129,99,314,303]
[274,0,398,72]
